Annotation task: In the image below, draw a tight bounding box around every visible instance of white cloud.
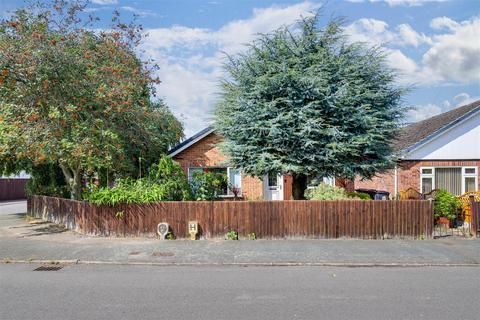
[383,0,449,6]
[385,48,418,74]
[396,24,432,47]
[408,92,479,122]
[347,0,450,6]
[142,1,320,135]
[344,18,394,45]
[422,16,480,84]
[91,0,117,4]
[345,19,431,47]
[345,16,480,85]
[430,16,460,31]
[409,103,443,122]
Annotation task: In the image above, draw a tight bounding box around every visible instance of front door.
[263,173,284,200]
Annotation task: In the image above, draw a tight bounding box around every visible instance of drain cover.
[151,251,174,257]
[34,265,63,271]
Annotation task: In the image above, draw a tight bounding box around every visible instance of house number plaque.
[188,221,198,240]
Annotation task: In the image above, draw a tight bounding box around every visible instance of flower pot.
[436,217,450,227]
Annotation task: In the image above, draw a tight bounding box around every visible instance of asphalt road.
[1,263,479,320]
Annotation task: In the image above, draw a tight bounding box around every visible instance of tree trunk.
[59,164,83,200]
[292,173,308,200]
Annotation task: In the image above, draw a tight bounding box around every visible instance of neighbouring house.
[355,100,480,198]
[168,127,351,200]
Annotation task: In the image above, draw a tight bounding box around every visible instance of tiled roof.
[395,100,480,152]
[167,126,214,156]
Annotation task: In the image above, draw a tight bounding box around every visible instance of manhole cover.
[151,251,174,257]
[34,265,63,271]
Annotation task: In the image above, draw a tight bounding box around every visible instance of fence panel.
[0,179,28,201]
[28,196,435,239]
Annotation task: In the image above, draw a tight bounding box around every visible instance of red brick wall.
[355,160,480,198]
[172,132,264,200]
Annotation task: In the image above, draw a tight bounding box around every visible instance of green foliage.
[166,232,174,240]
[434,190,461,221]
[347,191,372,200]
[0,1,183,199]
[305,184,353,200]
[248,232,257,240]
[226,230,238,240]
[214,14,407,199]
[85,157,192,206]
[190,171,228,201]
[25,163,70,198]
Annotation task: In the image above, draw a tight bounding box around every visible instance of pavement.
[1,200,480,266]
[2,263,480,320]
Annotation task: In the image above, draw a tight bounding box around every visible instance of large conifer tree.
[214,15,406,199]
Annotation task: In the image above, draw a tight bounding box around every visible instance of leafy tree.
[0,1,183,199]
[214,15,406,199]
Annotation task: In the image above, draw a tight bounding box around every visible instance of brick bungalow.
[355,100,480,198]
[168,128,351,200]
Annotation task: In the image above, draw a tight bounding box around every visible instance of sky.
[1,0,479,136]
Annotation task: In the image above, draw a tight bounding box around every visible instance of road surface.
[1,263,479,320]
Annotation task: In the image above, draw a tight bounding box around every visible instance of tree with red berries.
[0,1,183,199]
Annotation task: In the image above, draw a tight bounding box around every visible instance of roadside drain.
[151,251,174,257]
[34,265,63,271]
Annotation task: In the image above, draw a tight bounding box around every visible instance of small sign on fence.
[157,222,169,240]
[188,221,198,240]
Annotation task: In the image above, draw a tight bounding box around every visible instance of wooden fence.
[0,179,28,201]
[29,195,434,239]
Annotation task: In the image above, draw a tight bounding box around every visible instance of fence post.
[469,195,477,238]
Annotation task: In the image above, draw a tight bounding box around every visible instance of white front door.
[263,173,284,200]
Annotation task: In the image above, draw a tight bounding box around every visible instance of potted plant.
[434,190,461,227]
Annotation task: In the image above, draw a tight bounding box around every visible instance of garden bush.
[305,183,366,200]
[190,171,228,201]
[85,156,192,206]
[433,189,461,221]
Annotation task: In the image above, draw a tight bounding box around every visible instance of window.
[306,174,335,188]
[463,167,477,193]
[188,167,242,197]
[420,167,478,196]
[420,167,434,194]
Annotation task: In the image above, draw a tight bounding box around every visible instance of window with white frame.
[306,174,335,189]
[420,167,478,196]
[188,167,242,196]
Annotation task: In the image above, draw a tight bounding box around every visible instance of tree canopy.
[214,15,407,199]
[0,1,183,199]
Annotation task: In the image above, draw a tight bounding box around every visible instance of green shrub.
[226,230,238,240]
[85,156,192,206]
[347,192,372,200]
[305,183,352,200]
[434,189,461,221]
[190,171,227,201]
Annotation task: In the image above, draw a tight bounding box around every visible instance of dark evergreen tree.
[214,15,407,199]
